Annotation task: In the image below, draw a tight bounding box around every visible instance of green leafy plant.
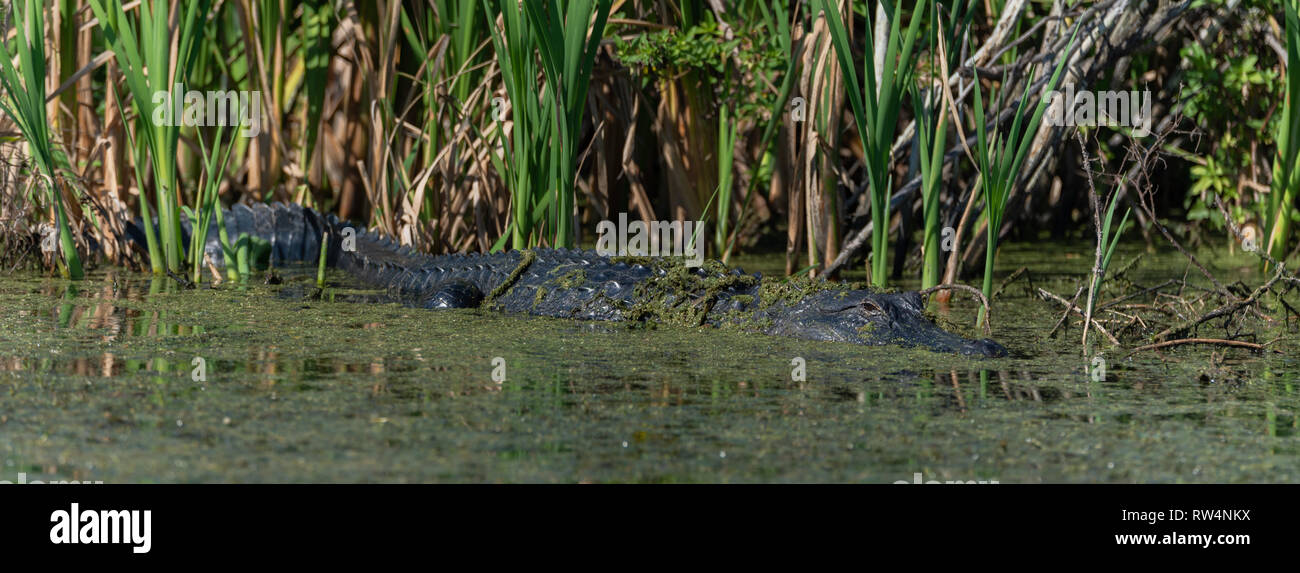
[189,124,237,284]
[400,0,477,181]
[485,0,551,250]
[814,0,925,286]
[722,0,795,262]
[300,0,335,171]
[713,103,738,256]
[1176,1,1283,243]
[486,0,611,250]
[1267,0,1300,264]
[971,29,1076,326]
[614,17,782,124]
[525,0,612,249]
[613,2,792,261]
[88,0,211,275]
[0,0,83,279]
[913,0,975,289]
[1082,184,1132,348]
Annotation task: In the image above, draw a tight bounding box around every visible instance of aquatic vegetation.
[191,124,238,284]
[613,2,791,263]
[0,0,81,279]
[2,240,1298,483]
[486,0,612,250]
[0,0,1299,498]
[1268,0,1300,264]
[814,0,924,287]
[912,0,975,289]
[1081,179,1132,349]
[0,1,1287,355]
[971,29,1076,326]
[87,0,210,275]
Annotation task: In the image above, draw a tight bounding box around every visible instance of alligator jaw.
[876,291,1007,357]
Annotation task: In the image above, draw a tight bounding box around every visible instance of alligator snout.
[956,337,1008,358]
[765,289,1009,356]
[904,325,1007,357]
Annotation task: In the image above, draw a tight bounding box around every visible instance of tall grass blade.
[814,0,925,285]
[1267,0,1300,264]
[973,27,1077,325]
[524,0,611,248]
[88,0,212,274]
[0,0,83,278]
[300,0,334,169]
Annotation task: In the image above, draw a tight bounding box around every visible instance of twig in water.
[1047,286,1084,339]
[204,254,223,286]
[1126,338,1279,357]
[1038,287,1120,346]
[919,283,993,336]
[992,266,1028,299]
[1151,265,1285,342]
[1096,278,1181,311]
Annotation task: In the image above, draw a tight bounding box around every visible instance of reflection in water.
[2,264,1298,483]
[6,275,209,377]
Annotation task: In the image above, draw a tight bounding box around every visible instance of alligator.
[131,202,1006,357]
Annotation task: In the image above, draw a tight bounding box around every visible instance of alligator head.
[762,289,1006,357]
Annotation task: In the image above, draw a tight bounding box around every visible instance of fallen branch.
[1038,287,1121,346]
[1125,338,1278,357]
[1047,285,1084,339]
[1096,278,1181,311]
[1150,265,1284,342]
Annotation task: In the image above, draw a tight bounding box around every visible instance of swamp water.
[0,242,1297,483]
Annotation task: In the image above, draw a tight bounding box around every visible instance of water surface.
[1,242,1296,483]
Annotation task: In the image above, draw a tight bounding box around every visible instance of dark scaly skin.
[137,202,1006,357]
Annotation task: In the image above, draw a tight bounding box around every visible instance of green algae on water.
[2,241,1299,483]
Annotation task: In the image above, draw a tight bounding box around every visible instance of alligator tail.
[127,202,430,286]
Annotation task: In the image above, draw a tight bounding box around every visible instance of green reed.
[972,29,1076,326]
[1082,182,1131,348]
[191,123,237,284]
[815,0,925,286]
[1267,0,1300,264]
[0,0,83,278]
[88,0,210,275]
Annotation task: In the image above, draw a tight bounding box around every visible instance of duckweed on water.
[1,243,1299,483]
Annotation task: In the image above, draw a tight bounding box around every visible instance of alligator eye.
[860,300,883,314]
